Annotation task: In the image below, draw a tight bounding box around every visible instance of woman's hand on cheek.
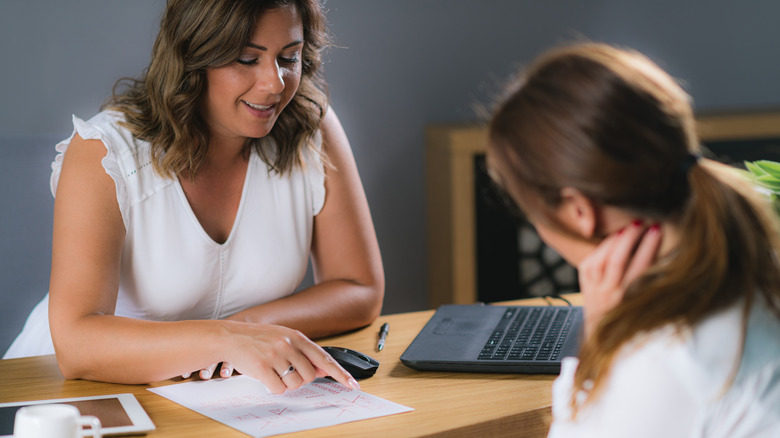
[578,220,662,337]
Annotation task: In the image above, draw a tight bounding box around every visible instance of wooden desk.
[0,296,581,437]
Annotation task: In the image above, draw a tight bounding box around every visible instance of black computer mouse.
[322,346,380,380]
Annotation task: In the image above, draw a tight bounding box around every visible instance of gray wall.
[2,0,779,354]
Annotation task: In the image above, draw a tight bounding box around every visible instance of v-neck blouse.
[52,111,326,321]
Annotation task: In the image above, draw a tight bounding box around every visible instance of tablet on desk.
[0,393,155,436]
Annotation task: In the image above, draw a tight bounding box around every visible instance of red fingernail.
[649,223,661,232]
[632,219,643,227]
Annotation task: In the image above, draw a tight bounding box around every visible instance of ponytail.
[573,159,780,409]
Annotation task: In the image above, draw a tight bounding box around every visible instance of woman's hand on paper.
[578,220,662,337]
[188,322,359,394]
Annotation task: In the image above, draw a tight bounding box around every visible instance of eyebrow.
[246,40,303,51]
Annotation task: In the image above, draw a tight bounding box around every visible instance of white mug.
[14,404,102,438]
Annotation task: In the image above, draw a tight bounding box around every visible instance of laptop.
[400,304,583,374]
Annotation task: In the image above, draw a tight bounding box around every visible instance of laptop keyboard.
[478,307,576,361]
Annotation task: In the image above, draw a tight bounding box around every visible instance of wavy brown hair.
[103,0,332,178]
[488,43,780,412]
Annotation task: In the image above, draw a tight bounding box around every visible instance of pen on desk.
[377,322,389,351]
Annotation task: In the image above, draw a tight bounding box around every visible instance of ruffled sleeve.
[50,112,130,226]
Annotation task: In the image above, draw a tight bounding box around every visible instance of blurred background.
[2,0,779,354]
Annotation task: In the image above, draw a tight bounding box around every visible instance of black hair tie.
[680,152,702,175]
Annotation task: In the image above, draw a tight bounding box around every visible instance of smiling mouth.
[242,100,274,111]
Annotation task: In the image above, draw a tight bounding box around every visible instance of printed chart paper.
[148,376,413,437]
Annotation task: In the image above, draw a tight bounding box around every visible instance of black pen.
[376,322,389,351]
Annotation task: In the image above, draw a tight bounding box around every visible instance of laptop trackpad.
[433,317,487,335]
[432,318,452,334]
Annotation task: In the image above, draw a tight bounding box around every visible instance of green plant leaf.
[753,160,780,179]
[745,161,769,177]
[756,175,780,190]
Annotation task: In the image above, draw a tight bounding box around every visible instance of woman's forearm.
[226,279,383,339]
[52,315,231,383]
[51,314,360,392]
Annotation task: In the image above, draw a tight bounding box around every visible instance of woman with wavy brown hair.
[4,0,384,394]
[488,43,780,436]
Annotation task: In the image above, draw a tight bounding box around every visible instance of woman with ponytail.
[487,43,780,436]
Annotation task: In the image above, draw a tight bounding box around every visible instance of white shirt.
[4,111,325,358]
[548,299,780,437]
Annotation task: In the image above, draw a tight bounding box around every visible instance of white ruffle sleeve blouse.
[4,110,326,358]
